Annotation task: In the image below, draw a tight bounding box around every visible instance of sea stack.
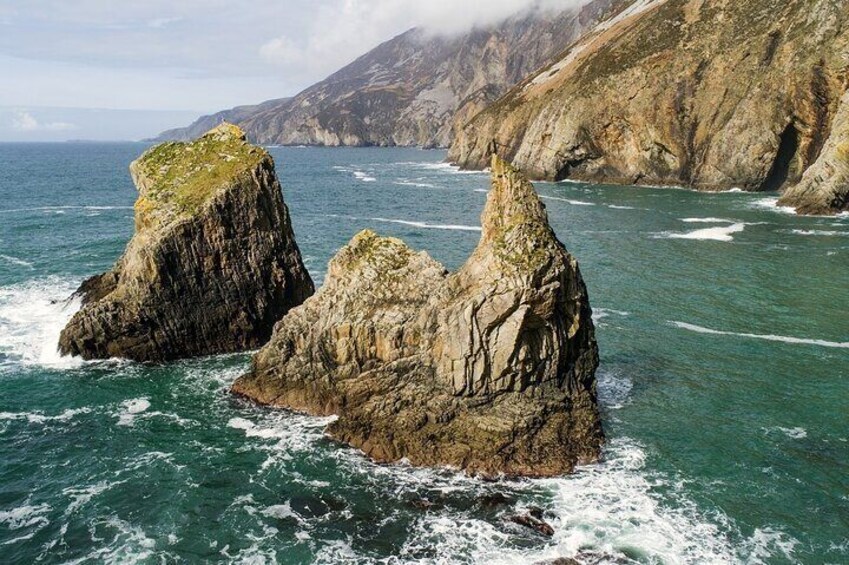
[58,123,314,362]
[232,155,603,477]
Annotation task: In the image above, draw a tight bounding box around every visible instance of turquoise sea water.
[0,144,847,564]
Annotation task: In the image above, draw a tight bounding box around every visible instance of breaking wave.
[0,277,83,369]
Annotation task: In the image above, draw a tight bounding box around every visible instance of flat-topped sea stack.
[58,123,314,362]
[232,155,603,477]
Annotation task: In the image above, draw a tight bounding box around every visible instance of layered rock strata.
[232,155,603,477]
[450,0,849,215]
[59,124,314,361]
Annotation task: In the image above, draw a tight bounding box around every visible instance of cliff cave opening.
[759,122,800,192]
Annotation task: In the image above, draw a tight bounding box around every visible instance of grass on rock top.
[132,128,267,221]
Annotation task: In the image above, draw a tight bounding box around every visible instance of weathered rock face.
[58,124,314,362]
[155,1,615,148]
[779,91,849,214]
[232,155,602,477]
[449,0,849,215]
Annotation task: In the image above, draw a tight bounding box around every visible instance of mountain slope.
[449,0,849,214]
[153,98,291,142]
[156,1,614,148]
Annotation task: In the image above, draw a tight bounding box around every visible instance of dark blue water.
[0,143,847,564]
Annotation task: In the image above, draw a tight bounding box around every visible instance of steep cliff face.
[232,156,602,477]
[450,0,849,214]
[156,1,614,148]
[152,98,291,143]
[59,124,314,362]
[779,91,849,214]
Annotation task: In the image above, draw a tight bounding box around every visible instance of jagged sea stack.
[232,155,603,477]
[59,124,314,362]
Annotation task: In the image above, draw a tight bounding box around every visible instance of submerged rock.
[58,123,314,362]
[509,509,556,537]
[232,155,603,477]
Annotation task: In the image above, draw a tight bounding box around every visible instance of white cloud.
[258,0,587,80]
[0,1,589,112]
[259,36,304,66]
[147,17,184,29]
[11,110,76,132]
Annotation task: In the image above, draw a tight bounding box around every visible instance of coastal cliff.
[449,0,849,215]
[232,155,603,477]
[155,1,614,148]
[58,124,314,362]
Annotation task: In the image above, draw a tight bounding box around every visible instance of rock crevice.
[232,155,603,477]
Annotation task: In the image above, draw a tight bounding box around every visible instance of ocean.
[0,143,847,564]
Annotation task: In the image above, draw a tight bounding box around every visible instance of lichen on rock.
[232,155,603,477]
[58,123,314,362]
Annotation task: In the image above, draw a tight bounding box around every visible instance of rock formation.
[779,90,849,214]
[232,155,603,477]
[58,123,314,362]
[154,1,615,148]
[449,0,849,215]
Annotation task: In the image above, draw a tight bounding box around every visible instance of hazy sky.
[0,0,583,139]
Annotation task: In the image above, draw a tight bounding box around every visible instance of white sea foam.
[392,439,774,565]
[671,321,849,349]
[226,402,795,564]
[763,426,808,440]
[0,407,91,425]
[68,515,160,563]
[393,180,438,189]
[63,480,124,515]
[593,308,630,329]
[0,205,133,214]
[680,217,736,224]
[261,502,301,522]
[116,398,151,427]
[597,370,633,411]
[0,503,51,530]
[608,204,637,210]
[539,195,595,206]
[0,254,34,268]
[660,223,745,242]
[0,277,83,369]
[398,162,487,176]
[353,171,377,182]
[368,217,481,232]
[750,198,797,215]
[791,229,848,237]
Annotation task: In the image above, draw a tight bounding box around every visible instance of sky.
[0,0,583,140]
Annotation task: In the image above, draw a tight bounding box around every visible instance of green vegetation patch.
[133,124,267,219]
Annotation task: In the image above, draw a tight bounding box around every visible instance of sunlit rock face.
[59,124,314,362]
[233,156,603,478]
[450,0,849,215]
